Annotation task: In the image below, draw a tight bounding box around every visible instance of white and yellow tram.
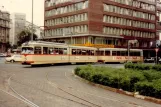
[97,48,143,63]
[21,41,143,66]
[21,41,97,65]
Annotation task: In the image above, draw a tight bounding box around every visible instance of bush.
[124,63,133,69]
[74,67,81,75]
[124,63,152,70]
[153,79,161,99]
[142,70,161,82]
[125,63,161,71]
[152,64,161,71]
[135,81,155,97]
[128,70,146,91]
[135,79,161,99]
[74,65,161,99]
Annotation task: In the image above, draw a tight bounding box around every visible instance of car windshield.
[21,47,34,54]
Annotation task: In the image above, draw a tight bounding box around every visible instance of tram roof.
[99,48,143,51]
[21,41,66,46]
[21,41,97,49]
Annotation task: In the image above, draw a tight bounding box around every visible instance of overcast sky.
[0,0,44,26]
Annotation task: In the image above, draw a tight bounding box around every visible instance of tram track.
[46,70,102,107]
[11,77,95,107]
[1,65,160,107]
[1,66,143,107]
[0,70,39,107]
[1,67,99,107]
[64,71,144,107]
[47,69,144,107]
[8,75,39,107]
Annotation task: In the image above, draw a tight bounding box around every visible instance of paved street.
[0,58,160,107]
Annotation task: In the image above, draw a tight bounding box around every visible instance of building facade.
[10,13,26,46]
[0,10,10,53]
[25,21,45,39]
[44,0,161,58]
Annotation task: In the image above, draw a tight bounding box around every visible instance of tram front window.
[22,47,34,54]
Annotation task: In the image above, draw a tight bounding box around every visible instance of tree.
[17,30,38,46]
[12,44,18,49]
[5,42,11,51]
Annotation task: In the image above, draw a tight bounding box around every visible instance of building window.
[45,1,88,17]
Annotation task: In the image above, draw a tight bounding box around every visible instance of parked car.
[158,58,161,63]
[5,55,21,63]
[0,53,7,57]
[144,57,155,63]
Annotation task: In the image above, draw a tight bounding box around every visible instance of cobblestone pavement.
[0,61,160,107]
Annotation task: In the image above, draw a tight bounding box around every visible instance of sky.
[0,0,44,26]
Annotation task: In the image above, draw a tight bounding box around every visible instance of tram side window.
[82,50,87,55]
[133,52,140,56]
[105,51,110,56]
[112,51,117,56]
[22,47,34,54]
[34,47,41,54]
[59,48,63,54]
[86,50,90,55]
[91,50,95,56]
[63,48,67,55]
[121,51,126,56]
[86,50,94,56]
[53,48,67,55]
[49,48,54,54]
[53,48,59,54]
[77,49,82,55]
[96,51,104,56]
[117,51,121,56]
[43,47,48,54]
[72,49,76,55]
[130,52,134,56]
[137,52,140,56]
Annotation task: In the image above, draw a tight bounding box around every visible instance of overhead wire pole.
[71,32,73,44]
[155,0,158,64]
[31,0,34,41]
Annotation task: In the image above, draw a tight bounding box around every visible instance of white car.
[5,55,21,63]
[0,53,7,57]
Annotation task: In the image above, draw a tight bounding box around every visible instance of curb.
[73,71,161,105]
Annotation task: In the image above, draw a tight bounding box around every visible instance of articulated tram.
[21,41,143,66]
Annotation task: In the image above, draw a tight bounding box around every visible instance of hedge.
[135,79,161,99]
[125,63,161,71]
[75,65,161,99]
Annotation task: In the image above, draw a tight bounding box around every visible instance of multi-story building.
[44,0,161,58]
[157,0,161,40]
[10,13,26,46]
[0,10,10,53]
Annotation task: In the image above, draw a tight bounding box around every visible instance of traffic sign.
[155,48,159,53]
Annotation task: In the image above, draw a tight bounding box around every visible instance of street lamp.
[31,0,34,41]
[155,0,159,64]
[70,32,74,44]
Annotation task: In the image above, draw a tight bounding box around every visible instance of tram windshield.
[21,47,34,54]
